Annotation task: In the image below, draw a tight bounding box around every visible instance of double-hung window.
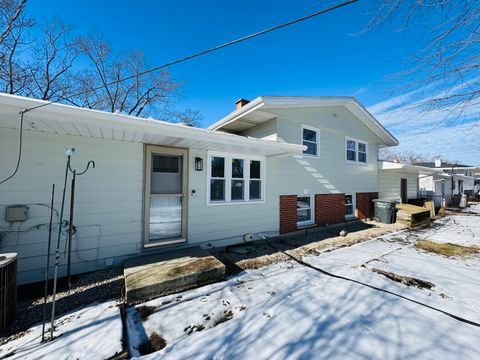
[345,194,355,218]
[208,153,264,204]
[302,126,319,156]
[346,138,368,164]
[297,195,314,226]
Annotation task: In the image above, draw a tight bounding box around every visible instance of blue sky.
[27,0,479,165]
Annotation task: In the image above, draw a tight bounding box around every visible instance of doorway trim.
[143,144,188,248]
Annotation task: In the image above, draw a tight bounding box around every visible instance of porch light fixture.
[195,157,203,171]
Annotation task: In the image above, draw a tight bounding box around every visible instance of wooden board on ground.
[423,201,436,219]
[396,203,431,227]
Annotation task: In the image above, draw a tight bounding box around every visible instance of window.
[210,156,225,201]
[297,196,314,225]
[208,153,264,204]
[345,194,355,218]
[346,138,368,164]
[302,126,319,156]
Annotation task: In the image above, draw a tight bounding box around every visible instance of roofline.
[208,96,399,147]
[0,93,306,156]
[379,160,439,174]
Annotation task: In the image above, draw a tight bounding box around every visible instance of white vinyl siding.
[379,170,419,201]
[207,152,265,205]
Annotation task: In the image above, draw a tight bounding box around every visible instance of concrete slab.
[124,246,225,304]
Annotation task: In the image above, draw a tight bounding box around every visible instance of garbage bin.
[372,199,397,224]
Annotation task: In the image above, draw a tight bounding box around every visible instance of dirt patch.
[213,310,234,326]
[137,305,156,321]
[137,332,167,355]
[415,240,479,257]
[372,268,434,289]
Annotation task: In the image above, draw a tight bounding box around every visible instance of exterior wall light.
[195,157,203,171]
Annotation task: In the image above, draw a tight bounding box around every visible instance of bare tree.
[379,149,429,164]
[367,1,480,123]
[0,0,27,47]
[74,31,181,117]
[28,18,78,101]
[0,0,33,94]
[170,108,203,127]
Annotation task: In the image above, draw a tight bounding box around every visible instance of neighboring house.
[417,159,477,204]
[378,161,437,203]
[0,94,398,285]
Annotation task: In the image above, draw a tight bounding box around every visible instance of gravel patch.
[212,220,406,274]
[0,267,124,344]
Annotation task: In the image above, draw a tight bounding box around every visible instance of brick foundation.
[315,193,346,225]
[356,192,378,219]
[279,195,298,234]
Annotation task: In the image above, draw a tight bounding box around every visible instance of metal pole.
[41,184,55,342]
[67,170,76,289]
[50,156,70,340]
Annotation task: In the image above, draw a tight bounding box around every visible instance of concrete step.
[123,246,225,304]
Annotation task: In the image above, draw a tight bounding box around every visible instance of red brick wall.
[315,193,346,225]
[356,192,378,219]
[279,195,298,234]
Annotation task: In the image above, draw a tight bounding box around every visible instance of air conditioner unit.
[0,253,17,332]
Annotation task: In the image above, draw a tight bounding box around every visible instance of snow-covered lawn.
[127,212,480,359]
[0,301,123,360]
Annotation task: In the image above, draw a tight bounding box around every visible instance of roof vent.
[435,159,442,167]
[235,98,250,110]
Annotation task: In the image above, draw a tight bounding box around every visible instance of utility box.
[5,205,29,222]
[373,199,397,224]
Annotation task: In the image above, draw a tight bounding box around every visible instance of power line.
[0,112,24,185]
[21,0,359,114]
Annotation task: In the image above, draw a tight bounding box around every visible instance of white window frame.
[345,137,368,165]
[301,125,320,157]
[345,193,356,219]
[207,152,266,205]
[297,195,315,226]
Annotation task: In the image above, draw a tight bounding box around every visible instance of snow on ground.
[0,301,123,360]
[127,214,480,360]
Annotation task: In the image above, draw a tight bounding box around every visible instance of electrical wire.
[20,0,358,114]
[263,238,480,328]
[0,111,24,185]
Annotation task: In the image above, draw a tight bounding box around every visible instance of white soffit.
[0,93,305,157]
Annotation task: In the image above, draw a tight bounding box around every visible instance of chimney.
[435,158,441,167]
[235,98,250,110]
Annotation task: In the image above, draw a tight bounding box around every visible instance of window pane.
[303,128,317,142]
[347,140,356,151]
[297,197,311,210]
[211,157,224,178]
[249,180,261,200]
[345,205,354,216]
[210,179,225,201]
[303,141,317,155]
[232,158,244,178]
[358,142,366,152]
[250,160,261,179]
[358,152,367,163]
[297,209,311,223]
[346,150,356,161]
[152,155,179,173]
[231,180,244,200]
[345,195,352,205]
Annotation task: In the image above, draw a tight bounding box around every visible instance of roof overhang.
[379,161,439,175]
[208,96,399,147]
[0,93,305,157]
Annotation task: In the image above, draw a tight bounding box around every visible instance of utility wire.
[0,111,24,185]
[263,238,480,328]
[20,0,359,114]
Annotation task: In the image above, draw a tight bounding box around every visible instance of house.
[417,159,477,205]
[0,94,398,285]
[378,161,438,203]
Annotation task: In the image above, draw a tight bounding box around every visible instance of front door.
[144,145,187,246]
[400,178,408,203]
